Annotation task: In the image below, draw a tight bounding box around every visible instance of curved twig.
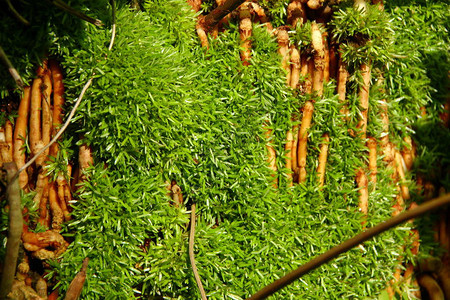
[189,203,207,300]
[0,45,24,89]
[107,0,116,51]
[247,193,450,300]
[6,0,30,26]
[48,0,104,27]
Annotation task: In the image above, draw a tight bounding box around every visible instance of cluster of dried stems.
[0,59,92,299]
[192,0,450,299]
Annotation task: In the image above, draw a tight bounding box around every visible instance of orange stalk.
[356,169,368,217]
[322,33,330,83]
[249,2,273,32]
[239,3,252,66]
[300,56,312,94]
[337,56,349,118]
[316,133,329,187]
[57,173,71,222]
[311,22,324,96]
[33,172,48,207]
[290,46,301,89]
[37,184,50,228]
[30,76,43,157]
[394,150,410,201]
[285,129,294,186]
[297,101,314,183]
[196,19,209,49]
[307,0,321,10]
[291,124,299,178]
[277,27,291,85]
[367,137,377,189]
[13,86,31,190]
[401,136,415,171]
[41,69,52,147]
[49,60,65,156]
[0,121,13,164]
[328,45,338,81]
[49,182,63,230]
[79,143,93,178]
[356,63,371,139]
[287,0,306,28]
[265,125,278,187]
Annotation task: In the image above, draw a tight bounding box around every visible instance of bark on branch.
[0,162,23,299]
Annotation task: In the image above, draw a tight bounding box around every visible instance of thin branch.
[6,0,30,26]
[189,203,208,300]
[247,193,450,300]
[0,163,23,298]
[202,0,246,32]
[0,45,24,89]
[48,0,104,27]
[12,75,94,183]
[107,0,116,51]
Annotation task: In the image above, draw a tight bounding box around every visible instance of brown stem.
[0,162,23,298]
[202,0,247,32]
[297,101,314,183]
[356,168,369,216]
[367,137,377,189]
[289,46,301,89]
[239,4,252,66]
[13,87,31,190]
[277,28,291,85]
[64,258,89,300]
[356,63,371,139]
[285,129,294,186]
[265,125,278,187]
[189,204,208,300]
[316,133,329,187]
[49,60,65,156]
[311,22,324,96]
[287,0,306,28]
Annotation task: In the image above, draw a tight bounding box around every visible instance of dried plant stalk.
[285,129,294,186]
[316,133,329,187]
[277,28,291,85]
[290,46,301,89]
[50,60,65,156]
[297,101,314,183]
[401,136,415,171]
[30,76,43,157]
[287,0,306,27]
[356,169,368,216]
[356,63,371,139]
[322,33,330,82]
[265,126,278,187]
[13,86,31,190]
[394,150,410,200]
[307,0,321,10]
[311,22,324,96]
[64,258,89,300]
[49,181,64,230]
[367,137,377,189]
[239,4,252,66]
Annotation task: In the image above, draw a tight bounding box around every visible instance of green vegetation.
[0,0,448,299]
